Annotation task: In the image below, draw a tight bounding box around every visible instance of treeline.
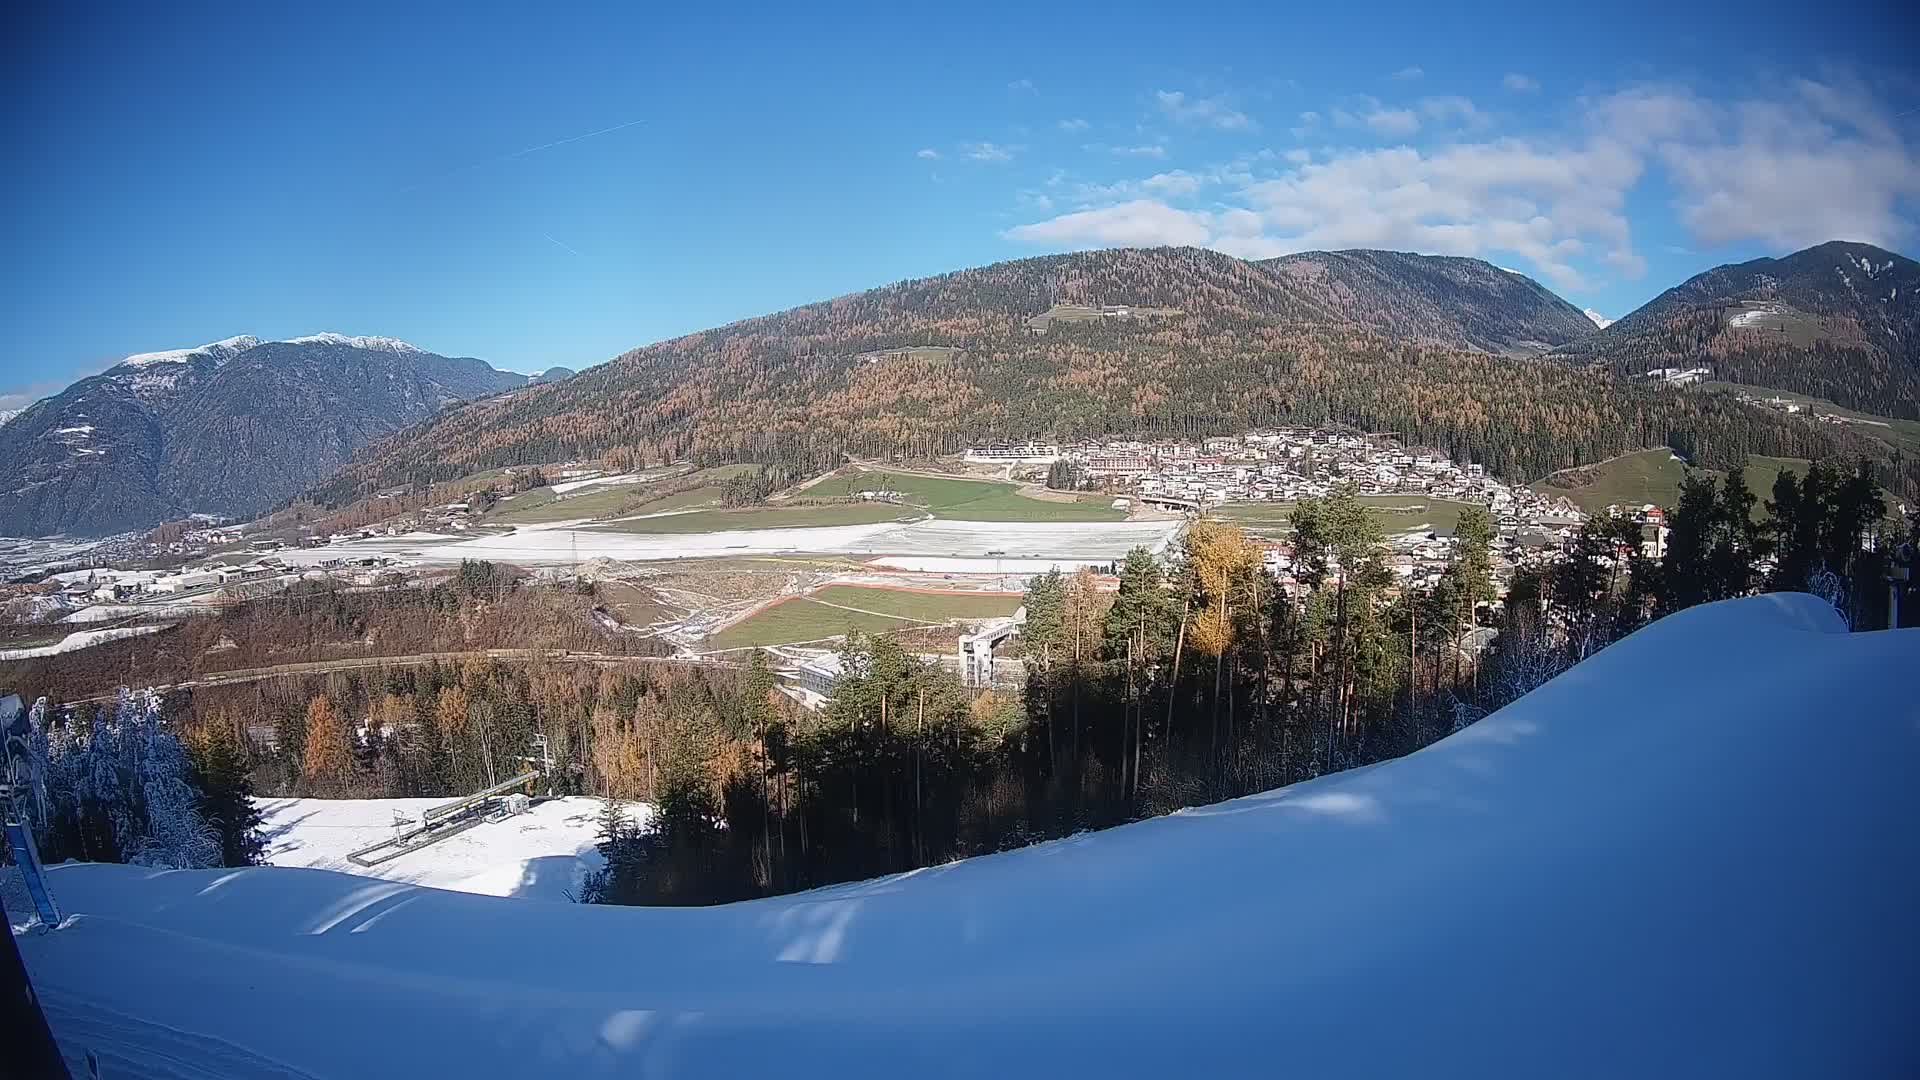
[205,656,758,804]
[590,459,1917,906]
[0,562,667,707]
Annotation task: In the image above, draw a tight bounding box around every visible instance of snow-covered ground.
[274,516,1182,570]
[257,796,646,903]
[16,594,1918,1078]
[0,535,113,577]
[0,623,168,660]
[548,472,647,495]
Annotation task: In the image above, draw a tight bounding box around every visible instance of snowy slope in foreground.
[19,595,1920,1079]
[258,796,646,902]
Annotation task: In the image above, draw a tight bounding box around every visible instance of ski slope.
[257,796,647,902]
[15,594,1920,1078]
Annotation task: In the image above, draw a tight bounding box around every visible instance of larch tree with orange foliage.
[301,696,352,795]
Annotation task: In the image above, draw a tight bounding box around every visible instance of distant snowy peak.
[0,407,21,428]
[118,335,262,369]
[282,332,428,355]
[1583,308,1614,329]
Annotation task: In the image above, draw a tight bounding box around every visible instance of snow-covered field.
[0,534,112,577]
[16,594,1918,1078]
[0,623,168,660]
[274,516,1182,570]
[258,796,646,903]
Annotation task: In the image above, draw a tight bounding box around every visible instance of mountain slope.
[1558,241,1920,417]
[1258,249,1597,355]
[0,336,529,536]
[313,246,1892,506]
[21,595,1918,1078]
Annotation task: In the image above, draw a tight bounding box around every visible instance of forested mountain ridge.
[1258,249,1597,355]
[311,246,1911,507]
[0,335,533,536]
[1556,241,1920,418]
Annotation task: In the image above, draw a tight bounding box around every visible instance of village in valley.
[1,424,1685,691]
[968,428,1665,595]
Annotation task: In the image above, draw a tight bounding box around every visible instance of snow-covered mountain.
[17,594,1915,1078]
[117,334,262,369]
[0,334,533,536]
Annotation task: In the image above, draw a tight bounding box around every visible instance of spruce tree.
[189,725,266,866]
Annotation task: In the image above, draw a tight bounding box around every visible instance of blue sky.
[3,1,1915,407]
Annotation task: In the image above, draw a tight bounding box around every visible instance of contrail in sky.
[544,233,581,256]
[510,118,648,159]
[399,118,648,193]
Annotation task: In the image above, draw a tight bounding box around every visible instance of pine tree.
[189,725,266,866]
[1021,570,1067,669]
[1657,473,1720,612]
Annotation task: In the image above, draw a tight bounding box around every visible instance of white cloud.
[1646,80,1920,250]
[1392,66,1424,81]
[1365,108,1420,138]
[1008,132,1644,291]
[1504,73,1540,93]
[1583,308,1614,328]
[1420,95,1489,128]
[1104,143,1168,158]
[1141,170,1203,197]
[1008,78,1036,93]
[962,142,1018,162]
[1016,190,1055,213]
[1058,117,1090,132]
[1005,75,1917,290]
[1156,89,1255,131]
[1005,199,1213,248]
[916,148,941,160]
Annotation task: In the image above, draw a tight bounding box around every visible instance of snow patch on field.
[548,472,645,495]
[272,517,1182,569]
[259,796,646,902]
[0,624,167,660]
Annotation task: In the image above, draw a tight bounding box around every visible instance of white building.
[964,442,1062,464]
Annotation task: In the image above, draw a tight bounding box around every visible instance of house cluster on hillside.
[50,560,286,604]
[1025,303,1184,335]
[37,553,411,613]
[1049,430,1576,522]
[1733,388,1871,431]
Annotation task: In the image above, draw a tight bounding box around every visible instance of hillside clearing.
[1529,449,1871,520]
